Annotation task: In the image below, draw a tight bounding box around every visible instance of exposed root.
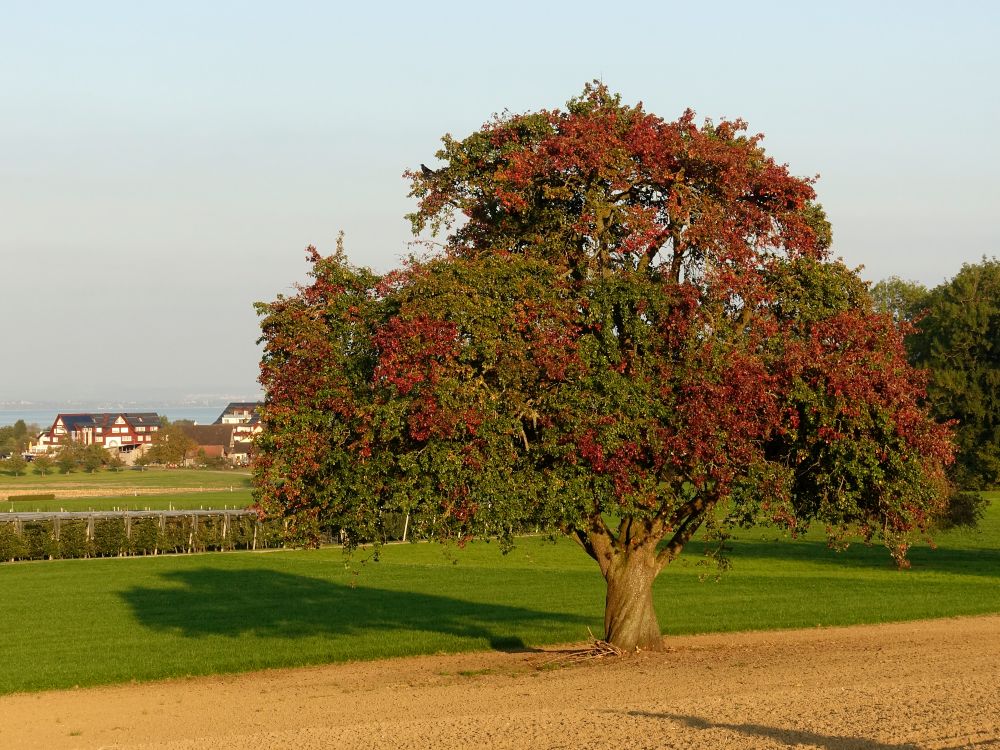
[538,628,625,668]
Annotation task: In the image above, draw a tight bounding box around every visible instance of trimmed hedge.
[0,523,26,560]
[0,513,285,562]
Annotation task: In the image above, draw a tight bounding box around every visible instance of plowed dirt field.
[2,615,997,749]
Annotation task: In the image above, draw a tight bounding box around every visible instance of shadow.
[623,711,920,750]
[121,567,588,651]
[683,537,1000,578]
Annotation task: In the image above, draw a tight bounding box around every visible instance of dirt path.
[2,615,997,749]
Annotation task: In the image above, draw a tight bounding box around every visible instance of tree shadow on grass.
[622,712,920,750]
[121,567,588,651]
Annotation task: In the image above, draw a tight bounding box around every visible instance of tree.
[0,420,39,456]
[144,418,196,466]
[31,454,53,475]
[55,443,81,474]
[4,453,27,477]
[255,84,953,651]
[870,276,929,323]
[909,258,1000,489]
[106,453,126,472]
[194,448,228,470]
[81,444,107,473]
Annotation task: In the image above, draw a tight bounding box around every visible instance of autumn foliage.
[254,84,953,650]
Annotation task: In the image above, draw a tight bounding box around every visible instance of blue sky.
[2,1,997,403]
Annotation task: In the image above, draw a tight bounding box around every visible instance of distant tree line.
[0,420,37,457]
[1,421,40,477]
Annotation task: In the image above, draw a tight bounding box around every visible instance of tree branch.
[638,227,672,274]
[655,494,720,570]
[566,513,618,576]
[655,512,707,570]
[669,228,685,283]
[570,527,598,560]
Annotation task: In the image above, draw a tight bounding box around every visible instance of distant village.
[25,402,263,467]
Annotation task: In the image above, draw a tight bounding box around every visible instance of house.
[214,402,262,426]
[213,402,264,442]
[177,423,254,466]
[31,413,161,455]
[178,423,235,463]
[230,439,254,466]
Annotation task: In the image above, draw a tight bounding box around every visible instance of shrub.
[256,519,285,549]
[22,522,58,560]
[0,513,283,562]
[129,517,162,555]
[0,522,27,561]
[57,520,91,559]
[191,515,224,552]
[937,490,990,530]
[160,516,191,553]
[91,519,128,557]
[230,515,257,547]
[8,494,57,503]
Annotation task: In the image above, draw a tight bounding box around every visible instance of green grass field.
[0,493,996,695]
[2,489,253,513]
[0,467,251,491]
[0,468,253,512]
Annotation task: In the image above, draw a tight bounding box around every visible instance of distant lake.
[0,406,228,429]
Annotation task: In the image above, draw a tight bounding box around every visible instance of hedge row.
[0,514,286,562]
[6,494,56,503]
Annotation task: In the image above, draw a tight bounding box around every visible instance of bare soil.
[2,615,997,750]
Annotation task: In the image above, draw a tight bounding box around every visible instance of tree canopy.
[254,84,953,650]
[907,258,1000,489]
[870,276,929,323]
[142,418,197,466]
[0,420,38,457]
[3,452,27,477]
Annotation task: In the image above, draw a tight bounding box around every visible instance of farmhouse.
[176,403,263,466]
[177,423,251,465]
[213,402,263,442]
[31,413,162,455]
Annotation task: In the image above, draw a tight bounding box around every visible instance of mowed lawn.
[1,468,253,512]
[3,490,253,513]
[0,468,251,492]
[1,493,996,694]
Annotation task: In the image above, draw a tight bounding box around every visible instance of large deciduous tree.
[254,85,953,651]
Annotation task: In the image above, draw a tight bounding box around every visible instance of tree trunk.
[603,548,663,651]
